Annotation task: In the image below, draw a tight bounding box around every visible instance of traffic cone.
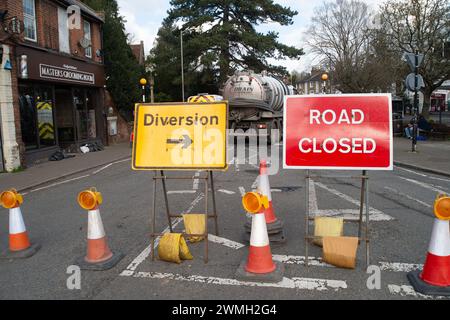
[76,188,124,270]
[244,160,285,243]
[408,194,450,296]
[0,189,40,259]
[236,192,284,283]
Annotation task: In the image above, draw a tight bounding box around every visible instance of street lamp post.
[180,29,185,102]
[321,73,329,94]
[139,78,147,103]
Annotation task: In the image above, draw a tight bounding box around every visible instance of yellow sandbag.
[183,214,206,243]
[158,233,193,264]
[322,236,359,269]
[313,217,344,247]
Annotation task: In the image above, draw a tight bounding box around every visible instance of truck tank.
[221,70,294,121]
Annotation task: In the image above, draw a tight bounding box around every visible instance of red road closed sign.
[283,94,393,170]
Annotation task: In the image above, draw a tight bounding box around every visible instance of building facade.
[0,0,108,170]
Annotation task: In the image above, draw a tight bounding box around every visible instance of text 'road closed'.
[284,94,393,170]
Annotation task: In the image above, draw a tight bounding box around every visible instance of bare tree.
[379,0,450,117]
[306,0,401,93]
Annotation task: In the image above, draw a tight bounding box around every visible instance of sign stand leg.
[204,174,209,264]
[305,170,310,267]
[358,170,366,244]
[151,171,157,261]
[209,171,219,236]
[365,173,370,268]
[160,170,173,233]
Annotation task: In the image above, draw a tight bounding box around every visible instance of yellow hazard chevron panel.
[37,102,55,140]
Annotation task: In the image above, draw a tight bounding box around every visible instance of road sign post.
[283,94,393,268]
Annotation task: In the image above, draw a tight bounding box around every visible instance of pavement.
[0,140,449,300]
[394,137,450,177]
[0,143,131,192]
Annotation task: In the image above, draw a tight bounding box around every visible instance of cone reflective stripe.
[8,207,30,251]
[408,194,450,295]
[257,160,277,224]
[85,209,112,263]
[243,192,276,274]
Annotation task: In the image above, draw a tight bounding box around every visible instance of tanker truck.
[220,70,295,144]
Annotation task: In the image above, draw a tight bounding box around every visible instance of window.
[23,0,37,42]
[58,7,70,53]
[83,21,92,58]
[19,85,56,150]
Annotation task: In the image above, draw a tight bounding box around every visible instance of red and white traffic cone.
[245,160,285,243]
[1,189,40,259]
[408,194,450,296]
[76,188,124,270]
[237,192,284,282]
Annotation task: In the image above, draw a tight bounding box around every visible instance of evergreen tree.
[166,0,304,85]
[82,0,143,119]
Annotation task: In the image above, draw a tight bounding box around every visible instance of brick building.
[0,0,122,171]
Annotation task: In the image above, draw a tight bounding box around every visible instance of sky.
[117,0,385,73]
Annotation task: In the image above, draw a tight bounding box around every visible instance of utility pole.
[180,29,185,102]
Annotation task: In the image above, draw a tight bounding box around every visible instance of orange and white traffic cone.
[236,192,284,282]
[76,188,124,270]
[408,194,450,296]
[245,159,285,243]
[0,189,40,259]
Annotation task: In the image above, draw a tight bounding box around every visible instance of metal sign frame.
[132,102,229,171]
[150,170,220,264]
[304,170,371,268]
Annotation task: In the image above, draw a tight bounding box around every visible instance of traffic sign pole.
[412,51,419,153]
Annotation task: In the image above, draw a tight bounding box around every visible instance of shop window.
[23,0,37,42]
[36,87,56,148]
[19,86,38,150]
[19,85,56,150]
[83,21,92,58]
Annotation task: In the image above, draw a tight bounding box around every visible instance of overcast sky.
[117,0,385,73]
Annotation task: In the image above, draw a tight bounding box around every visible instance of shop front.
[15,45,106,163]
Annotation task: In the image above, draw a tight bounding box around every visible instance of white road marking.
[217,189,236,195]
[167,190,197,195]
[251,176,259,190]
[384,186,432,208]
[272,255,331,267]
[388,284,448,299]
[398,177,448,194]
[207,234,422,273]
[29,174,91,193]
[208,234,245,250]
[128,271,348,292]
[120,193,205,275]
[271,189,283,193]
[92,163,113,174]
[311,181,394,221]
[193,171,200,190]
[379,262,423,273]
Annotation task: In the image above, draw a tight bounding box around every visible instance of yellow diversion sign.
[132,102,228,170]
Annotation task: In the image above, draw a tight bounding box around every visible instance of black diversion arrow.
[166,135,193,149]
